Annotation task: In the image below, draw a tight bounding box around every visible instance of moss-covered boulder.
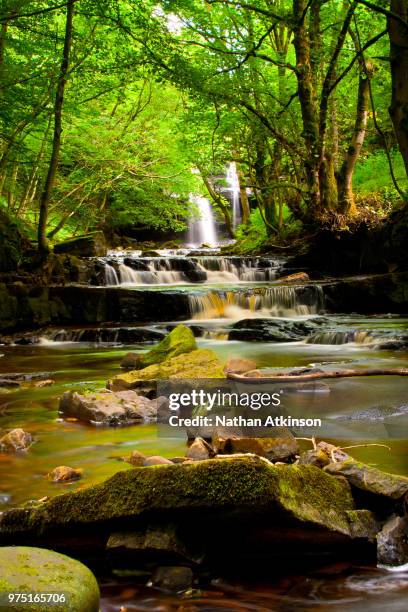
[109,348,224,391]
[53,232,107,257]
[0,546,99,611]
[124,324,197,371]
[0,457,378,548]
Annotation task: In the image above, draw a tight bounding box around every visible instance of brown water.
[1,314,407,610]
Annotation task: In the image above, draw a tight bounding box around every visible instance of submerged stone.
[46,466,83,483]
[0,546,99,612]
[59,389,160,425]
[186,437,215,461]
[150,566,194,592]
[0,428,32,452]
[224,357,257,374]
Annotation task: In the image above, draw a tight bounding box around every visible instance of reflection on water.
[98,565,408,611]
[1,313,407,611]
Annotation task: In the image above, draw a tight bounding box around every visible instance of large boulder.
[0,546,99,612]
[123,324,197,370]
[53,231,107,257]
[109,348,225,391]
[59,389,161,425]
[324,459,408,499]
[0,457,379,553]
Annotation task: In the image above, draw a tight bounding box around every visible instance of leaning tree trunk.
[37,0,74,254]
[338,73,370,214]
[388,1,408,180]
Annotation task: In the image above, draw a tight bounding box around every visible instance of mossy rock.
[129,325,197,370]
[0,546,99,611]
[109,348,224,391]
[0,457,374,544]
[53,232,107,257]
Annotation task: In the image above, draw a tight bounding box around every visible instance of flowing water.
[1,251,407,611]
[187,195,218,247]
[103,255,283,286]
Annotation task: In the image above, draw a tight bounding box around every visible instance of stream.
[1,251,407,611]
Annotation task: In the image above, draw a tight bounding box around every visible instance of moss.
[133,324,197,370]
[1,457,356,539]
[110,348,224,390]
[324,459,408,499]
[0,547,99,611]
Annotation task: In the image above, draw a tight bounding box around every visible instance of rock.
[59,389,159,425]
[228,318,326,342]
[123,325,197,370]
[298,448,331,468]
[142,250,161,257]
[126,450,146,467]
[0,379,20,388]
[121,352,142,369]
[316,441,350,463]
[34,379,55,388]
[107,524,197,563]
[0,428,32,452]
[224,357,257,375]
[143,456,173,466]
[54,231,107,257]
[109,348,225,391]
[0,546,99,611]
[278,272,310,283]
[150,566,194,592]
[377,515,408,567]
[186,438,215,461]
[324,459,408,499]
[0,457,370,549]
[214,428,299,462]
[46,466,83,482]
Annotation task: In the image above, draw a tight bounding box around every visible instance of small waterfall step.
[101,254,284,286]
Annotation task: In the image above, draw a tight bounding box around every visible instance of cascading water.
[105,264,119,286]
[225,162,241,229]
[306,330,373,345]
[102,255,282,286]
[187,195,218,247]
[188,286,324,320]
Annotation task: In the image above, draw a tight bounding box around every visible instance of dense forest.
[1,0,407,255]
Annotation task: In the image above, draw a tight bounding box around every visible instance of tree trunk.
[237,167,250,224]
[37,0,74,254]
[338,74,370,214]
[388,1,408,179]
[293,0,321,212]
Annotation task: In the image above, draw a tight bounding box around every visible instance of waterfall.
[188,286,324,320]
[187,195,218,247]
[225,162,241,228]
[306,330,373,345]
[105,264,119,286]
[118,262,184,285]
